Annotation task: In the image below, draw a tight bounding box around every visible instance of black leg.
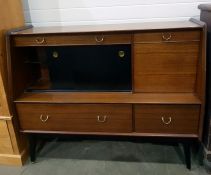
[183,142,191,170]
[29,134,37,163]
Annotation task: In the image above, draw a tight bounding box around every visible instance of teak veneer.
[6,19,206,169]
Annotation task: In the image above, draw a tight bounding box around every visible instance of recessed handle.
[35,37,45,44]
[161,116,172,125]
[97,115,107,123]
[162,33,172,41]
[40,114,49,123]
[95,36,104,43]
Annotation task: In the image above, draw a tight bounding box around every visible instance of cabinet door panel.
[134,42,199,92]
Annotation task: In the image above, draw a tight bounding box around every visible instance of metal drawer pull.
[161,116,172,125]
[97,115,107,123]
[35,37,45,44]
[162,33,172,41]
[95,36,104,43]
[40,115,49,123]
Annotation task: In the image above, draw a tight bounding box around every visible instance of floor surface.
[0,139,209,175]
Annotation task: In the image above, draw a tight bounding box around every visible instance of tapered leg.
[183,142,191,170]
[29,134,37,163]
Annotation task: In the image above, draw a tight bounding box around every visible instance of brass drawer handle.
[162,33,172,41]
[97,115,107,123]
[95,36,104,43]
[40,114,49,123]
[35,37,45,44]
[161,116,172,125]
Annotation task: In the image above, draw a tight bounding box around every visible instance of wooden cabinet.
[133,31,200,42]
[0,0,27,166]
[7,21,205,137]
[6,19,206,167]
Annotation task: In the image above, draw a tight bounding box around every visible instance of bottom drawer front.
[135,105,200,134]
[16,104,132,133]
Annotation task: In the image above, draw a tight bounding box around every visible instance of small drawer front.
[13,34,132,47]
[134,30,200,43]
[16,104,132,133]
[135,105,200,134]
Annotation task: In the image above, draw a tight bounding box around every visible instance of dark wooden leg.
[29,134,37,163]
[183,142,191,170]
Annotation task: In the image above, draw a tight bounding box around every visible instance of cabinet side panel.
[0,121,13,154]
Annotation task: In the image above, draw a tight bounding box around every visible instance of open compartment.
[19,44,132,92]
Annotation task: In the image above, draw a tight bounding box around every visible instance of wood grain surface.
[16,104,132,133]
[135,104,200,134]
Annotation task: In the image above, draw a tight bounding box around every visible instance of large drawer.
[13,33,132,47]
[135,105,200,135]
[16,104,132,133]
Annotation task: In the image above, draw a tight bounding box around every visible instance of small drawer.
[13,34,132,47]
[16,104,132,133]
[135,105,200,134]
[134,30,200,43]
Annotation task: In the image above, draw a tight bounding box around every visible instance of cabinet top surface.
[11,20,202,35]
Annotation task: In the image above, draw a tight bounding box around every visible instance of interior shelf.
[15,92,201,104]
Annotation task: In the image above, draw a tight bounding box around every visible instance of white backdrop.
[22,0,211,27]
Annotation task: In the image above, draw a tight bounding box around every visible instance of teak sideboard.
[6,19,206,169]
